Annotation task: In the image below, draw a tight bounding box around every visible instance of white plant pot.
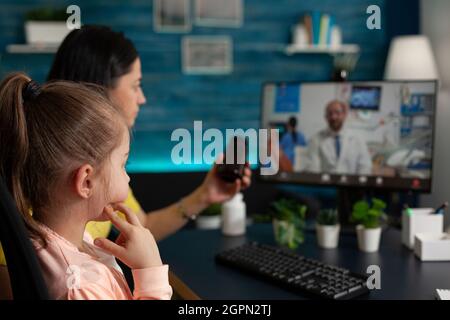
[25,21,70,44]
[316,224,340,249]
[195,215,221,230]
[356,225,381,252]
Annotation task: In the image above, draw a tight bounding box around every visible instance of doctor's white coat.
[304,128,372,175]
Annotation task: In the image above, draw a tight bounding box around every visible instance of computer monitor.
[260,80,438,192]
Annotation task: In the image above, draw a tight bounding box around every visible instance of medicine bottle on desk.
[221,193,246,236]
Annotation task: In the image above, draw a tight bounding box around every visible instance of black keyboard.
[215,242,370,300]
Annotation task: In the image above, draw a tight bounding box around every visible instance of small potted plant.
[270,198,307,250]
[351,198,387,252]
[316,209,340,249]
[196,203,222,230]
[25,7,70,45]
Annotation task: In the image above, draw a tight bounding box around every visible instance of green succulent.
[270,198,307,250]
[317,209,339,226]
[26,8,68,21]
[270,198,306,221]
[201,203,222,216]
[351,198,386,229]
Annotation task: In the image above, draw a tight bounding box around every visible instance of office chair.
[0,176,50,299]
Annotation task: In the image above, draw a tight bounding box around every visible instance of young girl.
[0,72,172,300]
[0,26,252,298]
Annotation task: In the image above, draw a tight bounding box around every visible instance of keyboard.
[215,242,370,300]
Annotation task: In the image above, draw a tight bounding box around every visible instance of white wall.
[420,0,450,228]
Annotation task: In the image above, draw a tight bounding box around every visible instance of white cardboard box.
[402,208,443,249]
[414,233,450,261]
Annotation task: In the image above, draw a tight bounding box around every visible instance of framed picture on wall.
[194,0,243,28]
[182,36,233,75]
[154,0,191,33]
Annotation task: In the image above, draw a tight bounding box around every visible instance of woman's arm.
[135,163,252,241]
[0,266,12,300]
[136,187,208,241]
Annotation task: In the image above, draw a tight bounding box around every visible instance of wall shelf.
[285,44,360,55]
[6,43,59,54]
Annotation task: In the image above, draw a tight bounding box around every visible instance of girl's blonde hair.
[0,72,127,245]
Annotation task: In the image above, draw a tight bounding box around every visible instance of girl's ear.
[73,164,95,199]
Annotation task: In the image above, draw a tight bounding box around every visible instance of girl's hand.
[94,203,162,269]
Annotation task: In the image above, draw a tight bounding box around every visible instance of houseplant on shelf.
[196,203,222,230]
[25,7,70,45]
[270,198,307,250]
[351,198,387,252]
[316,209,340,249]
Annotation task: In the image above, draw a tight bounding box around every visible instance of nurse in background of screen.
[280,117,307,168]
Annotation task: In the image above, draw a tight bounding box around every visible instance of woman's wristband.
[177,198,197,221]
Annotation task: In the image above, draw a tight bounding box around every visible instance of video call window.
[260,81,438,191]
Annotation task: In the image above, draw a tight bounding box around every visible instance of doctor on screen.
[304,100,372,175]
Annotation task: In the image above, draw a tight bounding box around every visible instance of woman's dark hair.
[288,117,297,143]
[47,25,138,88]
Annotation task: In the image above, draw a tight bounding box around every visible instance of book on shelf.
[311,11,321,45]
[303,14,312,45]
[301,11,336,47]
[319,14,329,45]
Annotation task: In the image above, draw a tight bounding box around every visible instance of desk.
[159,223,450,299]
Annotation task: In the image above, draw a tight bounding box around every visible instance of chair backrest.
[0,177,50,299]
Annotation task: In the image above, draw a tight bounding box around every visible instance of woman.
[0,25,251,299]
[280,116,307,168]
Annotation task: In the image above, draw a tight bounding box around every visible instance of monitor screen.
[260,81,437,191]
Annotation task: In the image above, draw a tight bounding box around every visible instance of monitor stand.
[337,187,363,234]
[304,187,367,235]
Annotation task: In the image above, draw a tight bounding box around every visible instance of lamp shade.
[384,35,439,80]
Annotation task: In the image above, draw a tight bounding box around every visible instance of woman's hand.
[198,154,252,206]
[94,203,162,269]
[173,154,252,220]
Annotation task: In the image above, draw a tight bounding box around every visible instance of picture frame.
[182,36,233,75]
[194,0,243,28]
[153,0,191,33]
